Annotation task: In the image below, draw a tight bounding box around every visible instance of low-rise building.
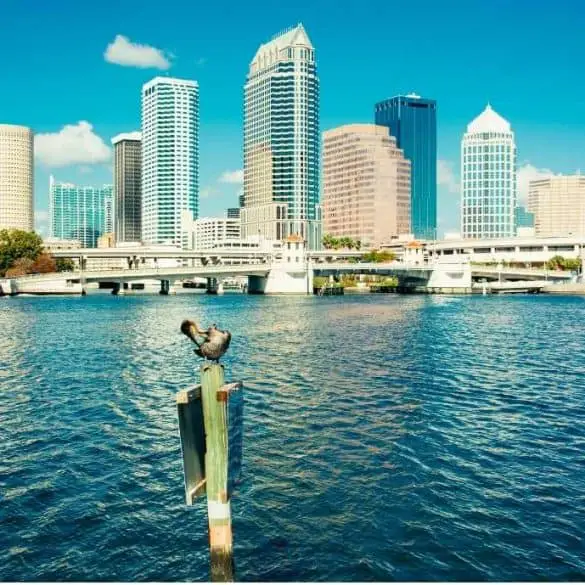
[182,213,241,250]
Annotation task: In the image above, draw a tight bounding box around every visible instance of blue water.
[1,292,585,581]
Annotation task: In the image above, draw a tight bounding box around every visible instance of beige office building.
[528,175,585,236]
[322,124,411,248]
[0,124,34,231]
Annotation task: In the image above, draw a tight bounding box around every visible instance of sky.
[2,0,585,237]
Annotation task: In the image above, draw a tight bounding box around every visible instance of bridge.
[2,244,576,296]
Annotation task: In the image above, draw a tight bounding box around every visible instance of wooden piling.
[200,363,234,582]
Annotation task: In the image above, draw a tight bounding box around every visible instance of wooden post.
[200,363,234,582]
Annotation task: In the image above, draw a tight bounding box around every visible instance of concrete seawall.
[543,283,585,295]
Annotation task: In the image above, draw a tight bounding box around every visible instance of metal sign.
[176,385,206,505]
[176,380,244,505]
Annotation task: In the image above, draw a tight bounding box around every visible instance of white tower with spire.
[461,104,517,239]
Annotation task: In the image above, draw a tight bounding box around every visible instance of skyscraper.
[375,94,437,240]
[49,176,113,248]
[0,124,33,231]
[112,132,141,243]
[461,104,517,239]
[322,124,411,248]
[141,77,199,246]
[242,24,320,247]
[528,175,585,236]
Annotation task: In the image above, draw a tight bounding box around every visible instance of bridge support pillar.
[160,280,177,295]
[426,259,472,294]
[112,281,126,296]
[206,278,219,294]
[248,268,311,295]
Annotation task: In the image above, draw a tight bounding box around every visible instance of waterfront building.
[182,212,241,250]
[49,176,114,248]
[0,124,33,231]
[242,24,320,248]
[141,77,199,247]
[461,104,517,239]
[528,175,585,236]
[322,124,411,248]
[428,234,585,265]
[226,207,240,219]
[112,132,141,243]
[374,94,437,240]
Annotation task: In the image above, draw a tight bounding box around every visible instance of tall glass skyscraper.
[242,24,320,247]
[141,77,199,246]
[375,94,437,240]
[461,104,517,239]
[49,176,113,248]
[112,132,141,243]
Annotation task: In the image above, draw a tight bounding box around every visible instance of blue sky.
[2,0,585,236]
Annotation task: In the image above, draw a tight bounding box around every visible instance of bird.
[180,319,232,362]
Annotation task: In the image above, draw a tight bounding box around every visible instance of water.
[1,292,585,581]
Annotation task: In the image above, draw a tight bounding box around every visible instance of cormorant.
[180,320,232,362]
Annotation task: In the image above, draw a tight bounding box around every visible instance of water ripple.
[1,293,585,580]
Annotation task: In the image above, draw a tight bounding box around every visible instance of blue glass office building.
[375,94,437,240]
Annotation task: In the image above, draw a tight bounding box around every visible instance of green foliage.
[0,230,44,276]
[313,276,343,289]
[360,249,397,263]
[56,258,75,272]
[545,255,581,271]
[322,234,362,251]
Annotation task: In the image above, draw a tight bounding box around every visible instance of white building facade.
[242,24,320,248]
[461,105,517,239]
[0,124,34,231]
[181,212,241,250]
[528,175,585,236]
[141,77,199,247]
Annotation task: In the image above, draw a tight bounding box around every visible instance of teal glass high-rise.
[49,176,113,248]
[375,94,437,240]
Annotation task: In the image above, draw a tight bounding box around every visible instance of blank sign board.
[176,381,244,505]
[176,385,206,505]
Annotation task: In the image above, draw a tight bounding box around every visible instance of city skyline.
[2,0,585,238]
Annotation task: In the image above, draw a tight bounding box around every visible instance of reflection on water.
[1,293,585,581]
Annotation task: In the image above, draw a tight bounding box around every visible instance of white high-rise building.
[461,104,517,239]
[0,124,34,231]
[141,77,199,246]
[242,24,320,248]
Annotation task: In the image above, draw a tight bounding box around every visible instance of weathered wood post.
[200,363,234,582]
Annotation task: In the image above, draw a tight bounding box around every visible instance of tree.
[31,253,57,274]
[5,258,35,278]
[361,249,397,263]
[0,230,43,276]
[56,258,75,272]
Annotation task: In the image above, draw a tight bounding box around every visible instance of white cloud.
[517,162,554,205]
[218,170,244,184]
[104,35,171,70]
[437,159,459,194]
[35,121,111,167]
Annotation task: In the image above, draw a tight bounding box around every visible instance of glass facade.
[461,105,517,239]
[242,24,320,247]
[516,205,535,228]
[374,94,437,240]
[49,176,113,248]
[141,77,199,246]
